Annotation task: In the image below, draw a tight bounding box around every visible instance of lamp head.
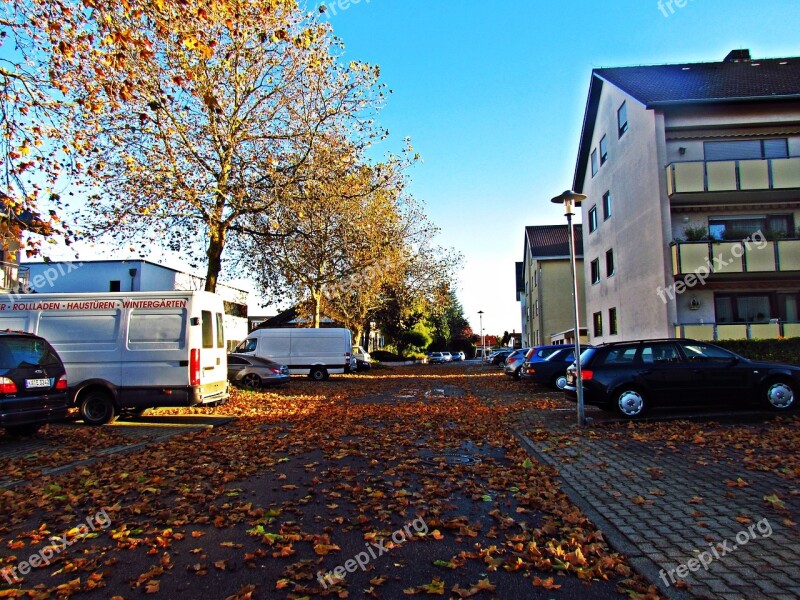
[551,190,587,217]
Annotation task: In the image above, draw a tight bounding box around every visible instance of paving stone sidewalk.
[516,425,799,600]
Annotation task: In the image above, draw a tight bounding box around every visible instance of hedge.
[713,337,800,366]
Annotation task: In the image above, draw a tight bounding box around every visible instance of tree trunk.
[205,223,226,293]
[312,290,322,328]
[355,326,364,349]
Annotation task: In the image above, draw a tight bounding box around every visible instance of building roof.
[596,51,800,107]
[573,49,800,192]
[524,225,583,260]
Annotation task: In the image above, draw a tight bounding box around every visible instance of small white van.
[0,291,229,425]
[234,328,352,381]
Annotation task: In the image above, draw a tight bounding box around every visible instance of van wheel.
[80,390,117,426]
[309,367,327,382]
[5,423,42,437]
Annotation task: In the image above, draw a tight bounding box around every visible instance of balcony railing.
[0,261,29,293]
[676,322,800,341]
[671,239,800,276]
[666,157,800,196]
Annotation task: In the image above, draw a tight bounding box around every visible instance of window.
[109,280,121,292]
[605,249,615,277]
[589,206,598,232]
[600,346,637,365]
[679,341,735,363]
[534,300,539,317]
[609,307,618,335]
[617,101,628,137]
[708,214,793,241]
[590,259,600,284]
[599,135,609,165]
[593,311,603,337]
[216,312,225,348]
[129,310,186,349]
[202,310,214,348]
[40,314,119,344]
[715,294,772,323]
[602,191,612,220]
[641,342,681,364]
[235,338,258,353]
[704,139,788,161]
[591,149,598,176]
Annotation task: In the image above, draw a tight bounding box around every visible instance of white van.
[0,291,229,425]
[234,328,352,381]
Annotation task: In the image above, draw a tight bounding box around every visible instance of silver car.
[227,354,290,389]
[503,348,531,380]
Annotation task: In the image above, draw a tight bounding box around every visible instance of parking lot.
[0,362,796,599]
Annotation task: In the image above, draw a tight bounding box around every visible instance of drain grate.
[421,452,482,466]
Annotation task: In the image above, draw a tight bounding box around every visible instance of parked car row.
[495,338,798,419]
[428,351,466,364]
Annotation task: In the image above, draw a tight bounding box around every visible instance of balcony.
[666,157,800,205]
[671,239,800,277]
[676,322,800,341]
[0,261,29,293]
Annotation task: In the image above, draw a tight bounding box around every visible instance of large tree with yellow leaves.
[1,0,385,289]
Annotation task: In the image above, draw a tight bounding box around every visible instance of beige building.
[573,49,800,343]
[520,225,587,346]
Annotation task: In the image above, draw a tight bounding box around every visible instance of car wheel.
[309,367,327,381]
[762,378,796,411]
[241,373,263,390]
[5,423,42,437]
[614,387,647,418]
[80,390,117,426]
[552,374,568,390]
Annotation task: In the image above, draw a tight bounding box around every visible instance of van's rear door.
[197,309,228,403]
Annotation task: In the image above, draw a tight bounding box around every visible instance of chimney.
[724,49,751,63]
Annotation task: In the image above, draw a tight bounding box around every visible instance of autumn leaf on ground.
[687,496,704,504]
[725,478,749,488]
[532,576,561,589]
[764,494,787,510]
[735,515,752,524]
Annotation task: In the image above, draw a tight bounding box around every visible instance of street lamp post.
[478,310,484,360]
[551,190,587,426]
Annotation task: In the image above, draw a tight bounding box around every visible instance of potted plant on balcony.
[683,226,710,242]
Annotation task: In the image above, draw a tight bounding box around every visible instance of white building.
[21,259,249,347]
[572,49,800,343]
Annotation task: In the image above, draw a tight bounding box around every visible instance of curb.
[514,430,695,600]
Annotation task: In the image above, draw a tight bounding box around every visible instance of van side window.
[202,310,213,349]
[129,310,186,349]
[216,313,225,348]
[39,313,119,344]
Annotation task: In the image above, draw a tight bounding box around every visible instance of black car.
[227,354,291,389]
[0,332,69,436]
[489,349,514,366]
[523,345,590,389]
[565,339,798,418]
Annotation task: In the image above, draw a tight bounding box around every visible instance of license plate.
[25,378,50,389]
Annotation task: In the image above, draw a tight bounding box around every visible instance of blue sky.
[315,0,800,337]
